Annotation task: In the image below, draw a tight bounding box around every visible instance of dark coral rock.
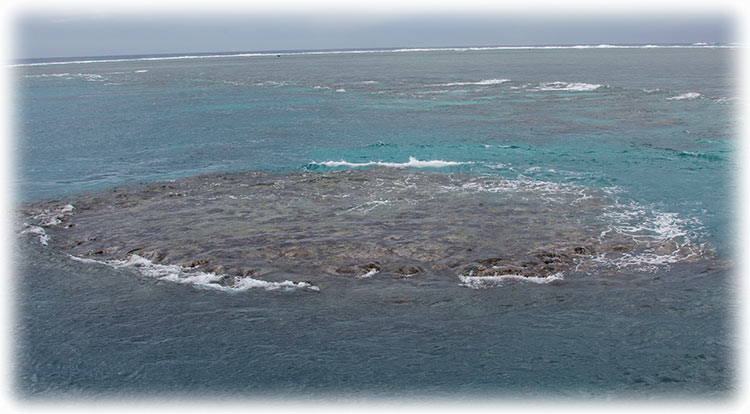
[398,265,423,275]
[535,252,568,264]
[336,266,357,275]
[363,262,381,271]
[185,259,211,268]
[478,257,506,267]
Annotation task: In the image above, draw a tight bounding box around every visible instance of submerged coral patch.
[20,168,709,291]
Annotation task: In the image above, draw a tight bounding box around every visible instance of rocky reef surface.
[19,168,707,290]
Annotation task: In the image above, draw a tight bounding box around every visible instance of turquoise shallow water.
[13,47,737,397]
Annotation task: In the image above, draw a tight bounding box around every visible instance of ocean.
[12,45,737,398]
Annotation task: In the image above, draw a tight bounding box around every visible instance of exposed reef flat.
[19,168,707,290]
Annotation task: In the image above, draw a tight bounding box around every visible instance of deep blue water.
[13,46,737,398]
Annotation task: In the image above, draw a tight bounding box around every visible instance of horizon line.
[10,42,739,67]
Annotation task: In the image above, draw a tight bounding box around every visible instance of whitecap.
[310,156,471,169]
[20,204,75,245]
[20,225,50,245]
[69,254,319,293]
[254,80,287,87]
[434,78,510,87]
[713,97,736,104]
[23,73,71,78]
[599,205,693,244]
[458,272,564,289]
[29,203,75,227]
[417,90,451,95]
[456,178,573,196]
[570,44,619,49]
[484,162,510,169]
[594,202,707,272]
[346,199,392,213]
[11,45,736,68]
[667,92,701,100]
[536,81,603,92]
[23,73,104,81]
[358,268,379,279]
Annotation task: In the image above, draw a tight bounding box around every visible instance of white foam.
[536,81,603,91]
[713,97,737,104]
[358,268,379,279]
[68,254,319,293]
[484,162,510,169]
[416,90,451,95]
[28,204,75,227]
[667,92,701,100]
[571,44,618,49]
[435,78,510,87]
[23,73,104,81]
[602,206,695,245]
[20,204,76,245]
[335,88,346,93]
[11,44,735,67]
[311,156,471,169]
[68,255,103,264]
[601,186,624,195]
[21,225,50,246]
[254,80,287,87]
[598,249,698,271]
[23,73,71,78]
[346,199,392,213]
[594,200,707,271]
[82,74,104,81]
[133,69,148,73]
[458,272,564,289]
[456,177,576,196]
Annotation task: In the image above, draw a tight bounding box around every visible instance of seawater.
[13,47,736,397]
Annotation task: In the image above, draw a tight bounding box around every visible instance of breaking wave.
[69,254,319,293]
[307,156,472,169]
[20,204,75,246]
[667,92,701,100]
[458,272,564,289]
[11,44,735,67]
[434,78,510,86]
[535,81,604,92]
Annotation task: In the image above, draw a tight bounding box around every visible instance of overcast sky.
[13,11,734,60]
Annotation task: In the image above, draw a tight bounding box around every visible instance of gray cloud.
[13,12,734,60]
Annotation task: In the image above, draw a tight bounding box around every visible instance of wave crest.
[667,92,701,100]
[70,254,320,293]
[458,272,564,289]
[536,81,603,91]
[435,78,510,87]
[308,156,471,169]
